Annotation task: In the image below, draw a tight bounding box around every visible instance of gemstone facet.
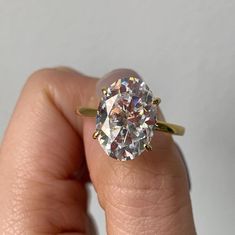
[96,77,157,161]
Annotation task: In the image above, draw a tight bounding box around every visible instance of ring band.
[76,76,185,161]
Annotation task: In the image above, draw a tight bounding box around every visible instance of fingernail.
[96,68,142,97]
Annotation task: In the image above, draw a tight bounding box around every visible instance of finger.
[0,68,97,234]
[83,69,196,234]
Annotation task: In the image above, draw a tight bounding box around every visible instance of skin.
[0,68,196,235]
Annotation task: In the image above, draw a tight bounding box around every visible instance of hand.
[0,68,196,235]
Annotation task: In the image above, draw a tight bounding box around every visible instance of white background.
[0,1,235,234]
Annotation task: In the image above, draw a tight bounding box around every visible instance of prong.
[102,88,107,95]
[154,123,158,130]
[152,97,161,105]
[144,144,153,151]
[92,130,100,139]
[129,76,137,82]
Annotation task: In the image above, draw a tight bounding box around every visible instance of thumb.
[83,69,196,234]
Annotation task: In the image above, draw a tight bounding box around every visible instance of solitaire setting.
[95,77,157,161]
[76,76,185,161]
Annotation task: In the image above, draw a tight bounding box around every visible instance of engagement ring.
[77,76,185,161]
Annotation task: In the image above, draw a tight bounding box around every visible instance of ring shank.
[76,107,185,136]
[155,121,185,135]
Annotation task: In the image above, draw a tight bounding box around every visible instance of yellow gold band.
[76,107,185,136]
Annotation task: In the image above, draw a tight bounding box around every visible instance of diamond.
[96,77,157,161]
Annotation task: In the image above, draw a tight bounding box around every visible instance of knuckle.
[26,67,82,87]
[23,68,70,107]
[26,68,60,88]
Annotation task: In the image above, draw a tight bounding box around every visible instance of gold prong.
[129,76,137,82]
[92,130,100,139]
[102,88,107,95]
[154,123,158,129]
[152,97,161,105]
[144,144,153,151]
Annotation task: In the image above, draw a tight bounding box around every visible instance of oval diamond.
[96,77,157,161]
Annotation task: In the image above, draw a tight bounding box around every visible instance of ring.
[76,76,185,161]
